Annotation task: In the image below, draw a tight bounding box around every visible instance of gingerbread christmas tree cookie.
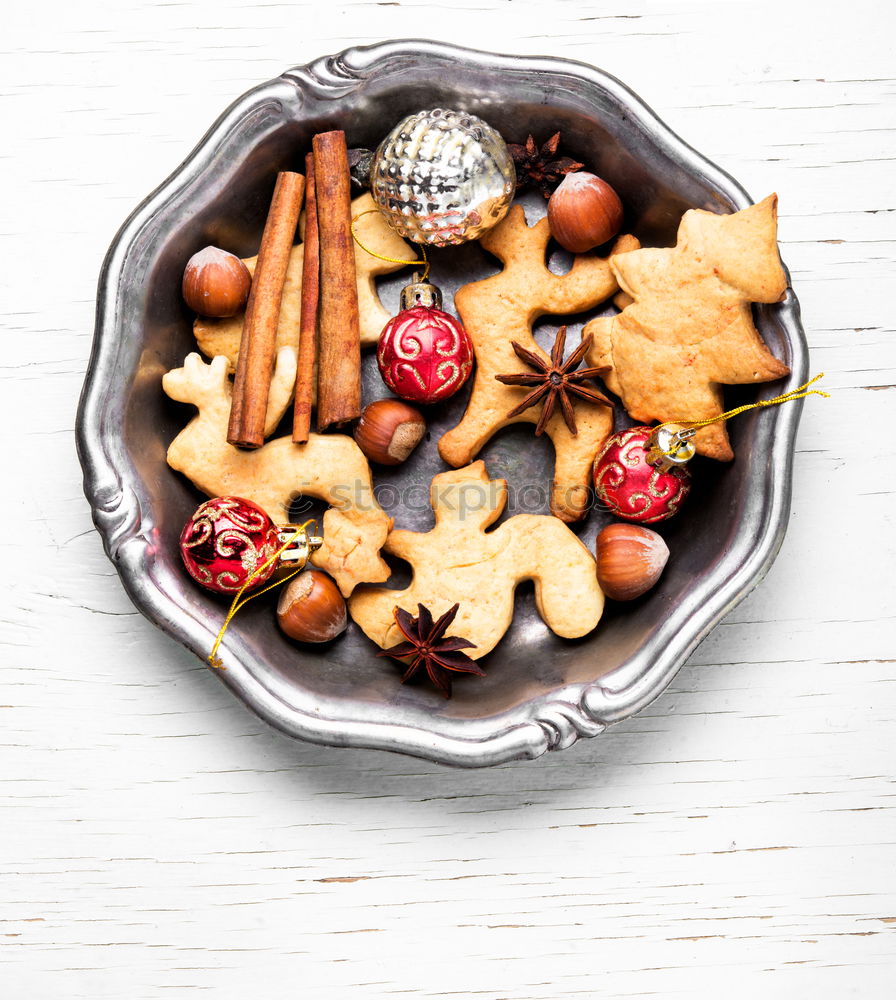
[438,204,637,522]
[348,462,604,659]
[585,194,790,461]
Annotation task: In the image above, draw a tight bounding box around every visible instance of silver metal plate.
[76,40,808,767]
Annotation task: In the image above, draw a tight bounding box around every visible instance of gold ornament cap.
[399,272,443,311]
[277,526,324,566]
[646,425,697,473]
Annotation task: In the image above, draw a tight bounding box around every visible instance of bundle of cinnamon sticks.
[226,130,361,450]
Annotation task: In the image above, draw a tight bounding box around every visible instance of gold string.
[207,518,318,669]
[654,373,830,453]
[350,208,429,280]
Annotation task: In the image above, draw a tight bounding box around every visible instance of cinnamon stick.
[313,130,361,431]
[227,170,305,449]
[292,151,319,443]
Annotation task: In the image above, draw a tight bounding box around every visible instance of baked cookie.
[438,204,637,522]
[163,348,392,596]
[585,194,790,461]
[348,461,604,659]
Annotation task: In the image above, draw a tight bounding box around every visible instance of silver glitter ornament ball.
[370,108,515,246]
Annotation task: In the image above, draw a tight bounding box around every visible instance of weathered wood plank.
[1,1,894,996]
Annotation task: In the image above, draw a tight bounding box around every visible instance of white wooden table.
[3,2,894,995]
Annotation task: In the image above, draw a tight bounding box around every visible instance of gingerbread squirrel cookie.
[348,461,604,659]
[192,192,418,367]
[585,194,790,461]
[438,204,638,522]
[163,347,392,596]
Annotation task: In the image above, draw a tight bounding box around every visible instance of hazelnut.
[182,246,251,317]
[595,523,669,601]
[276,570,347,643]
[547,172,624,253]
[354,398,426,466]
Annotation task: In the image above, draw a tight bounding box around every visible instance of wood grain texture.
[1,0,894,996]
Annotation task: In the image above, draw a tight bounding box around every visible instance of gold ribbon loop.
[208,519,319,669]
[653,373,829,459]
[350,208,429,281]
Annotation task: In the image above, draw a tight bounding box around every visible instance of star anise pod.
[507,133,584,198]
[378,603,483,698]
[495,326,613,436]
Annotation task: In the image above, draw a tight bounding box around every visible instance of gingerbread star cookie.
[585,193,790,461]
[192,192,418,367]
[348,461,604,659]
[438,204,637,522]
[163,347,392,596]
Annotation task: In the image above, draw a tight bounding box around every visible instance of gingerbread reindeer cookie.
[163,347,392,596]
[438,205,637,522]
[192,192,418,367]
[585,194,790,461]
[348,462,604,659]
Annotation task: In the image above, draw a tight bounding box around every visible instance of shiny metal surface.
[76,40,808,767]
[371,107,515,245]
[398,274,442,311]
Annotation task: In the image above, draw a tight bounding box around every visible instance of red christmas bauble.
[179,496,281,594]
[593,426,691,523]
[377,305,473,404]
